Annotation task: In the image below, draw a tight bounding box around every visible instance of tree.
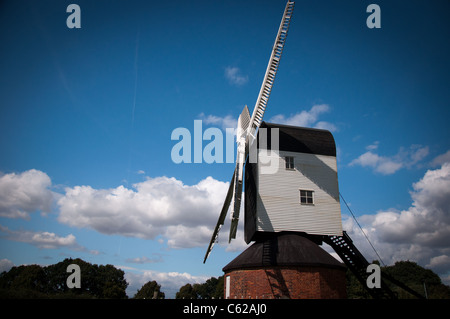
[97,264,128,299]
[194,276,224,299]
[0,258,128,298]
[134,280,165,299]
[175,276,224,299]
[0,264,48,298]
[346,260,450,299]
[383,261,450,299]
[176,283,197,299]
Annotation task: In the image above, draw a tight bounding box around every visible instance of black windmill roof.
[223,233,345,272]
[258,122,336,157]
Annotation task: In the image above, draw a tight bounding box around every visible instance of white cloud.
[225,223,247,252]
[269,104,337,132]
[122,267,209,298]
[0,168,247,252]
[0,258,14,273]
[198,113,238,131]
[366,141,380,151]
[349,151,402,175]
[431,150,450,167]
[349,144,429,175]
[0,169,54,219]
[57,175,235,249]
[224,66,248,86]
[199,103,338,134]
[125,255,164,264]
[342,161,450,279]
[0,225,80,250]
[426,255,450,274]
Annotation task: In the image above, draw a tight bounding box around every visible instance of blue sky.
[1,0,450,297]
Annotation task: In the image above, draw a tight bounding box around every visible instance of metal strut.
[324,231,425,299]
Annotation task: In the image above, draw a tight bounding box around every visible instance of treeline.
[346,260,450,299]
[0,258,128,299]
[0,257,219,299]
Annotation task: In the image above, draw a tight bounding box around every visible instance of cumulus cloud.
[123,267,209,298]
[342,161,450,281]
[57,175,243,250]
[349,151,402,175]
[0,168,248,252]
[431,150,450,167]
[269,104,337,132]
[0,258,14,273]
[125,255,164,264]
[0,169,54,219]
[0,225,81,250]
[199,104,338,135]
[224,66,248,86]
[349,143,429,175]
[198,113,238,131]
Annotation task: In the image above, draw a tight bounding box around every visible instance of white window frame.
[299,189,314,205]
[285,156,294,170]
[225,276,231,299]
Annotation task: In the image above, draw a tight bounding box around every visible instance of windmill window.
[300,190,314,205]
[285,156,294,169]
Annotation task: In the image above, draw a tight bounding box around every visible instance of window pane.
[285,156,294,169]
[300,190,314,204]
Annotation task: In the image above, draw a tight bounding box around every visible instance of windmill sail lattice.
[204,1,295,263]
[249,1,294,139]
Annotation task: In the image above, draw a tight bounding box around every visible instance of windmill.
[203,1,295,263]
[203,1,425,300]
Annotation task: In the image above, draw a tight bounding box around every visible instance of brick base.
[224,266,346,299]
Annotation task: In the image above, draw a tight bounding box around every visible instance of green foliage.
[346,260,450,299]
[383,261,450,299]
[134,280,165,299]
[176,283,198,299]
[0,258,128,299]
[175,276,224,299]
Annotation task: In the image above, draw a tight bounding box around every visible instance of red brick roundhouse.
[223,232,347,299]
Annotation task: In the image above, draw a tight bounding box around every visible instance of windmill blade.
[248,1,295,139]
[204,1,295,263]
[236,105,250,139]
[228,2,294,242]
[228,106,250,241]
[229,151,244,241]
[203,169,236,263]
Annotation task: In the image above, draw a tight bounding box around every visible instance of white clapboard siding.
[256,150,343,236]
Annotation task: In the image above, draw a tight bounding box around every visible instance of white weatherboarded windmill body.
[243,122,343,244]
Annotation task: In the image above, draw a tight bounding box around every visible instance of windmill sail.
[203,169,236,263]
[204,1,295,263]
[248,1,294,140]
[228,0,295,242]
[229,106,250,241]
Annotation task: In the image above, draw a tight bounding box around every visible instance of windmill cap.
[258,121,336,157]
